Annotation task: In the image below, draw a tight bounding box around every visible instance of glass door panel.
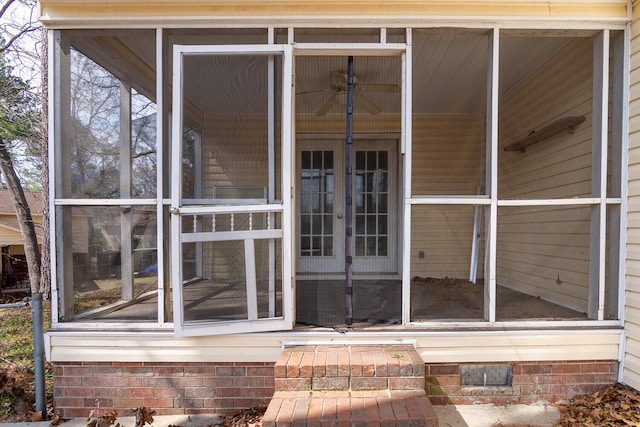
[352,141,397,273]
[297,141,344,272]
[355,149,389,257]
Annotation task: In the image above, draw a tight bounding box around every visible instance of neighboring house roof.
[0,190,45,247]
[0,189,44,216]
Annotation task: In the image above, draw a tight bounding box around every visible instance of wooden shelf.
[503,116,586,153]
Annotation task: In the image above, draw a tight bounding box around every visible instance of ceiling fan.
[298,71,400,116]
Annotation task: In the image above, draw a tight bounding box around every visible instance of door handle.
[337,213,343,219]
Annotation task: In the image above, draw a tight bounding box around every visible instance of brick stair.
[262,344,438,426]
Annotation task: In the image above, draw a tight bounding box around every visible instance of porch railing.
[1,272,30,292]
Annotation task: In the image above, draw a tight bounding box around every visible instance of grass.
[0,293,52,420]
[0,304,36,365]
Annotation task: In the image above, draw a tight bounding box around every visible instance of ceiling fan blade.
[317,91,339,116]
[358,83,401,93]
[296,88,334,96]
[355,93,382,115]
[331,70,349,86]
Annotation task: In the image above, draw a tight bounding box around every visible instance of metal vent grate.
[460,364,512,387]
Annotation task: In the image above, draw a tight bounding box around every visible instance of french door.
[297,139,398,275]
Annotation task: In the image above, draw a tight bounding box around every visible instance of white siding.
[200,113,272,282]
[410,114,484,278]
[624,0,640,391]
[47,330,621,364]
[497,37,594,312]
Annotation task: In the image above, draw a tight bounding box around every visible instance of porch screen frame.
[404,27,627,328]
[170,44,294,337]
[293,41,408,278]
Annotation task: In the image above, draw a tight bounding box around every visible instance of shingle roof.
[0,189,44,215]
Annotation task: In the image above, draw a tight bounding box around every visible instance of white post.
[589,31,609,320]
[401,29,413,325]
[154,28,166,324]
[484,28,499,323]
[470,186,482,284]
[607,31,626,320]
[54,31,75,321]
[120,82,133,301]
[245,239,258,321]
[268,27,276,317]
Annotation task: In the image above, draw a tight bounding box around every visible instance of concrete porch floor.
[82,277,586,324]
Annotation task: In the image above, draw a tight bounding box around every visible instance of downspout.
[345,56,354,326]
[31,292,46,415]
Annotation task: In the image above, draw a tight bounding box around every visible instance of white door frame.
[170,43,294,337]
[293,44,408,282]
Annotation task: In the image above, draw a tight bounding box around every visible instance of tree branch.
[132,149,156,159]
[0,0,17,20]
[0,26,40,56]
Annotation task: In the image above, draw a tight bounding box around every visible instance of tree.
[0,0,44,295]
[0,43,41,294]
[0,0,47,417]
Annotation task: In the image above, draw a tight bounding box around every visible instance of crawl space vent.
[461,364,512,387]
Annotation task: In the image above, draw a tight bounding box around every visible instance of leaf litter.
[494,383,640,427]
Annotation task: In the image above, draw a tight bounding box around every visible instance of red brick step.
[263,344,438,426]
[262,390,438,427]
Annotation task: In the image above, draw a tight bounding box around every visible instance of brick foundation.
[53,359,619,418]
[426,360,619,405]
[52,362,275,419]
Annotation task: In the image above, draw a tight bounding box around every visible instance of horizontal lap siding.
[625,0,640,391]
[202,114,270,282]
[47,330,621,364]
[411,114,483,278]
[203,114,270,193]
[411,114,483,196]
[497,38,593,313]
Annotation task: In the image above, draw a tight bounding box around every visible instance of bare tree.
[0,45,40,295]
[0,0,39,56]
[0,0,47,416]
[39,26,49,299]
[0,0,44,296]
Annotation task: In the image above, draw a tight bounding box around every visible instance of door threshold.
[281,338,416,347]
[296,273,401,281]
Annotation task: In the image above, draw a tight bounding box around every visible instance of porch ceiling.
[81,30,575,116]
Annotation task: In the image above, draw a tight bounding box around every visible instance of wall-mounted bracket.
[503,116,586,153]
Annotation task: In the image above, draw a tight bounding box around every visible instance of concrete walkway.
[434,403,560,426]
[0,403,560,427]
